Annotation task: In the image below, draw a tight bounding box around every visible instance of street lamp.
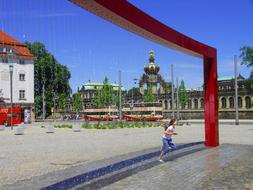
[131,79,138,114]
[132,79,138,107]
[9,64,13,130]
[53,91,56,122]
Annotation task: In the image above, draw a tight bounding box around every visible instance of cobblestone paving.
[100,145,253,190]
[0,125,163,187]
[196,148,253,190]
[0,123,252,188]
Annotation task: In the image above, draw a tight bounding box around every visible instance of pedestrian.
[159,118,178,162]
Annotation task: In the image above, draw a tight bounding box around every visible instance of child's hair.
[169,118,176,126]
[163,119,176,131]
[164,123,169,131]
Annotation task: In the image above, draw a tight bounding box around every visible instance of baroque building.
[78,82,126,109]
[0,31,35,118]
[139,50,165,95]
[78,50,253,119]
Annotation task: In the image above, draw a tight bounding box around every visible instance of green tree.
[127,87,140,97]
[34,96,42,116]
[113,92,126,107]
[143,85,156,102]
[240,46,253,93]
[93,77,113,107]
[58,93,68,112]
[164,82,172,94]
[249,71,253,80]
[242,79,253,94]
[25,42,71,117]
[178,80,189,109]
[127,87,141,104]
[72,93,82,113]
[240,46,253,67]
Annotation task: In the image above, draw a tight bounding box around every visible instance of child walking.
[159,118,178,162]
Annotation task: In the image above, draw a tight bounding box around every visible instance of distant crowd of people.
[61,114,80,121]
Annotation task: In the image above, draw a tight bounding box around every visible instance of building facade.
[79,50,253,119]
[78,82,126,109]
[0,31,35,119]
[139,50,165,95]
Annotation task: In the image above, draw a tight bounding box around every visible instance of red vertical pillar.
[204,53,219,147]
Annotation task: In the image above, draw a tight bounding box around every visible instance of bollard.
[14,126,25,135]
[72,124,81,132]
[0,125,5,131]
[46,125,55,133]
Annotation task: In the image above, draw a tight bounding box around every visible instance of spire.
[149,49,155,63]
[144,50,160,75]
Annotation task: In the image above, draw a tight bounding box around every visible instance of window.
[200,98,204,109]
[1,70,9,81]
[229,97,234,108]
[19,74,25,81]
[19,90,25,100]
[164,100,168,110]
[188,99,192,109]
[2,58,8,63]
[221,97,227,108]
[245,96,251,109]
[0,46,14,53]
[0,89,3,98]
[19,60,25,64]
[238,97,242,108]
[194,99,198,109]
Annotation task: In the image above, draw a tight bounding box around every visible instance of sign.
[24,109,31,124]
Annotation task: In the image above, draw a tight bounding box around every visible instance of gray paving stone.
[0,123,253,189]
[100,144,253,190]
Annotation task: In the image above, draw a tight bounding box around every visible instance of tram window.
[7,114,20,117]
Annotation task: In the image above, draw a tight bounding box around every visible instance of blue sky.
[1,0,253,92]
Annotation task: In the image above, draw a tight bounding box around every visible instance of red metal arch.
[70,0,219,147]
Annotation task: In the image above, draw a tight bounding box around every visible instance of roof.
[218,76,234,81]
[81,82,125,91]
[218,75,245,81]
[0,31,34,59]
[186,87,203,91]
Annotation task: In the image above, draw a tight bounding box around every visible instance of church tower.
[140,50,165,95]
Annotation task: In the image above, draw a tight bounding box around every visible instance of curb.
[41,141,204,190]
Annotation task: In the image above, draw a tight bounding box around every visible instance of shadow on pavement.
[76,146,206,190]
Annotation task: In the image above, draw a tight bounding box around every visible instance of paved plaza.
[99,144,253,190]
[0,122,253,189]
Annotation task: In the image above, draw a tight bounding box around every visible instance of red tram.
[0,107,22,125]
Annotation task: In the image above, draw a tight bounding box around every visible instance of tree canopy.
[240,46,253,67]
[25,42,71,117]
[92,77,113,107]
[127,87,141,97]
[240,46,253,80]
[143,85,157,103]
[72,93,82,113]
[178,80,189,109]
[164,82,172,94]
[92,77,125,108]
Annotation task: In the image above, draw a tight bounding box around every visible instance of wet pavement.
[99,144,253,190]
